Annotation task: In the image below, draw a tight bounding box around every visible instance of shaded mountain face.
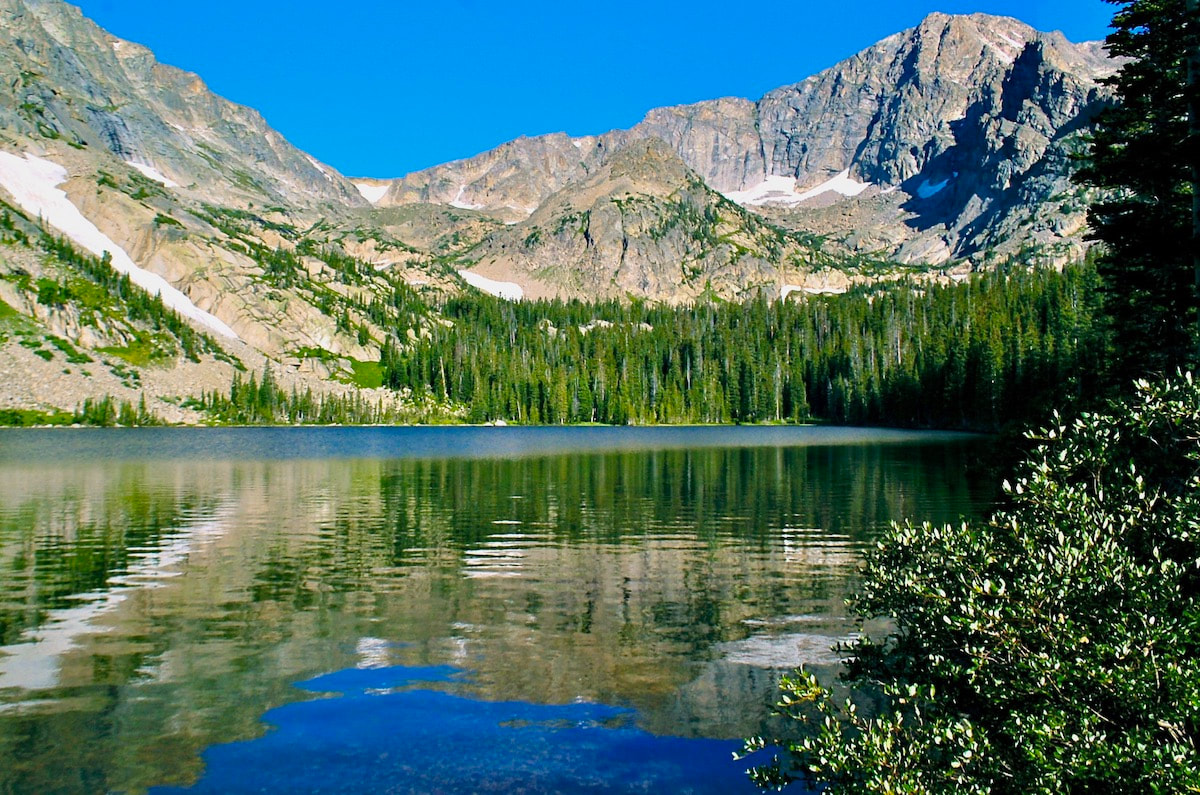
[375,13,1114,272]
[0,0,366,210]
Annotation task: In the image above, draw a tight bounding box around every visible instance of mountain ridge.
[1,0,368,211]
[370,11,1111,275]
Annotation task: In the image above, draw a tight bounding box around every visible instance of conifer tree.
[1076,0,1200,377]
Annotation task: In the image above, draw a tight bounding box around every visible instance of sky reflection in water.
[151,664,779,794]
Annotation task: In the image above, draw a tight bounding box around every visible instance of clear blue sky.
[74,1,1115,178]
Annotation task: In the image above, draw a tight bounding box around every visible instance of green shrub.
[0,408,73,426]
[748,373,1200,792]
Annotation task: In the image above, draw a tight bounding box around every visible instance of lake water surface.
[0,427,993,793]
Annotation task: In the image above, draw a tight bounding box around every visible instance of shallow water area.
[0,426,993,792]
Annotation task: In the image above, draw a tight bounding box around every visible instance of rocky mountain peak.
[602,138,690,189]
[371,11,1112,272]
[458,137,846,304]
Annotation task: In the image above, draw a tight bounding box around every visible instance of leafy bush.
[748,373,1200,792]
[0,408,73,426]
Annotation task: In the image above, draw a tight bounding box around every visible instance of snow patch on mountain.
[795,170,872,201]
[724,170,871,207]
[353,182,389,204]
[126,160,179,188]
[458,269,523,301]
[980,38,1017,64]
[0,152,238,339]
[997,32,1025,51]
[305,155,334,184]
[723,175,800,205]
[449,185,485,211]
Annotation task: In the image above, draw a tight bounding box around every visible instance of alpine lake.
[0,426,994,793]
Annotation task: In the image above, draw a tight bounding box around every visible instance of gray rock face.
[380,133,599,221]
[0,0,366,210]
[620,97,762,192]
[377,13,1114,265]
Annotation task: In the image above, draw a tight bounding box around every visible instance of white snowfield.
[305,154,334,184]
[353,181,390,204]
[458,269,524,301]
[997,32,1025,51]
[0,152,238,339]
[781,284,848,301]
[448,184,485,211]
[723,170,871,207]
[125,160,179,188]
[980,37,1017,64]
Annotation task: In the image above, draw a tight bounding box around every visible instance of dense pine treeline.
[189,368,419,425]
[380,264,1103,430]
[0,394,160,427]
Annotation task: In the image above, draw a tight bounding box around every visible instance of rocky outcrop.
[462,139,832,303]
[619,97,763,193]
[0,1,1120,316]
[378,133,602,223]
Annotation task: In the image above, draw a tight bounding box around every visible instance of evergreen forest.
[379,263,1103,430]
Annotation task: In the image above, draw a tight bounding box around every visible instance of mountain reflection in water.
[0,427,992,793]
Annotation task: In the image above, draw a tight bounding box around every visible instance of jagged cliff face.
[375,13,1114,273]
[0,0,366,211]
[751,14,1107,189]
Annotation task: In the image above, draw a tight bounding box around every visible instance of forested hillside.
[2,186,1104,430]
[379,264,1103,430]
